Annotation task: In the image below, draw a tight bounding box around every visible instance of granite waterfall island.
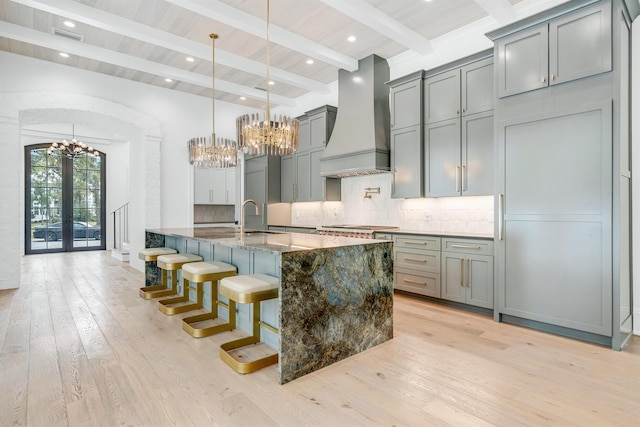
[145,227,393,384]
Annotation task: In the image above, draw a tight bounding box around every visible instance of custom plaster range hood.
[320,55,391,178]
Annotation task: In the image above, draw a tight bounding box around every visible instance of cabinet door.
[496,24,549,98]
[391,125,423,199]
[309,113,326,148]
[210,168,226,204]
[466,254,493,309]
[441,252,465,303]
[549,2,611,86]
[462,112,493,196]
[224,167,236,205]
[298,118,311,151]
[497,103,612,335]
[280,155,295,203]
[424,118,460,197]
[461,57,493,116]
[295,151,311,202]
[390,78,422,130]
[244,160,267,230]
[194,167,212,204]
[424,69,460,123]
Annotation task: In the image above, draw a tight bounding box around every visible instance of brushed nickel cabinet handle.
[403,279,427,286]
[462,165,466,192]
[541,76,546,83]
[405,240,427,245]
[499,193,504,240]
[551,73,555,81]
[460,258,464,286]
[262,203,265,226]
[451,244,481,249]
[404,257,427,263]
[456,166,461,192]
[466,259,470,287]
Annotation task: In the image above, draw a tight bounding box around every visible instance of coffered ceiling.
[0,0,571,110]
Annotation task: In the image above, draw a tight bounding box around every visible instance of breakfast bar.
[144,227,393,384]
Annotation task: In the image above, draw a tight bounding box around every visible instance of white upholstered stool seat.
[138,247,178,299]
[219,274,279,374]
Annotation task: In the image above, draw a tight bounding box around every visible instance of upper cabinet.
[388,72,424,199]
[194,167,236,205]
[424,57,493,123]
[280,105,340,203]
[495,1,611,98]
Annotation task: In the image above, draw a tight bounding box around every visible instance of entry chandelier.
[47,125,100,159]
[235,0,299,156]
[188,33,238,168]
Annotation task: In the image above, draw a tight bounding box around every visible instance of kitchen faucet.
[241,199,259,234]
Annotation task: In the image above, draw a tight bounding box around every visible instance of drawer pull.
[451,244,481,250]
[460,258,464,286]
[405,240,427,245]
[466,259,471,287]
[404,257,426,263]
[403,279,427,286]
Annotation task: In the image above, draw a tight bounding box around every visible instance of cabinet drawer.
[395,249,440,273]
[394,235,441,250]
[374,232,393,240]
[442,238,493,255]
[395,271,440,298]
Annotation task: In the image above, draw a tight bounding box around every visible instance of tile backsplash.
[290,173,494,234]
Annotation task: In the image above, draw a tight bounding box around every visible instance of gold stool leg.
[140,267,179,299]
[220,300,278,374]
[158,275,200,315]
[182,274,237,337]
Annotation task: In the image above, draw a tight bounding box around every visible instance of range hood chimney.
[320,55,390,178]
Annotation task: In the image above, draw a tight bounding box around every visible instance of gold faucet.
[241,199,259,234]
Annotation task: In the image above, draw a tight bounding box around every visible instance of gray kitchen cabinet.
[281,106,339,202]
[244,155,281,231]
[308,105,336,148]
[194,167,236,205]
[393,234,441,298]
[424,112,493,197]
[389,73,422,131]
[424,56,493,123]
[280,155,295,203]
[488,0,635,350]
[495,1,611,98]
[391,125,423,198]
[441,238,494,309]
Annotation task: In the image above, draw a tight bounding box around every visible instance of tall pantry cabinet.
[487,0,637,350]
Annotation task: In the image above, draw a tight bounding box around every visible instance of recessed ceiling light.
[240,96,246,100]
[63,21,75,28]
[268,81,275,85]
[306,59,314,65]
[164,78,173,82]
[59,52,69,58]
[347,35,356,42]
[186,57,194,62]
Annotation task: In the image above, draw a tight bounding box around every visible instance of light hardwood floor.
[1,251,639,426]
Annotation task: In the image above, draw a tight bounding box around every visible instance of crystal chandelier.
[47,125,100,159]
[236,0,299,156]
[188,33,238,168]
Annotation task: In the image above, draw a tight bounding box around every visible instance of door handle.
[456,166,461,192]
[462,165,466,192]
[460,258,464,286]
[499,193,504,240]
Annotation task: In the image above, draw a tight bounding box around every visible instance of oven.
[316,225,398,239]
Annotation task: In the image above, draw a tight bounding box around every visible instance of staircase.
[111,202,130,261]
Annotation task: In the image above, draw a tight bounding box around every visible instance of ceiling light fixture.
[348,35,356,42]
[164,78,172,82]
[188,34,238,168]
[47,125,100,159]
[235,0,299,156]
[186,57,194,62]
[306,59,314,65]
[63,20,75,28]
[59,52,69,58]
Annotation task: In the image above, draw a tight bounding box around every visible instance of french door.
[25,144,106,253]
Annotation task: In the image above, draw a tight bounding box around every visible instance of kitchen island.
[144,227,393,384]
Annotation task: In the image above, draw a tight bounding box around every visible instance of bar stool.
[138,247,177,299]
[158,260,237,328]
[219,274,279,374]
[149,253,202,303]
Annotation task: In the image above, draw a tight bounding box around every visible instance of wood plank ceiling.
[0,0,570,111]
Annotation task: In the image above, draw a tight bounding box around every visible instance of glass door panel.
[26,144,105,253]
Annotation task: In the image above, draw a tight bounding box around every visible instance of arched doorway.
[25,143,106,253]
